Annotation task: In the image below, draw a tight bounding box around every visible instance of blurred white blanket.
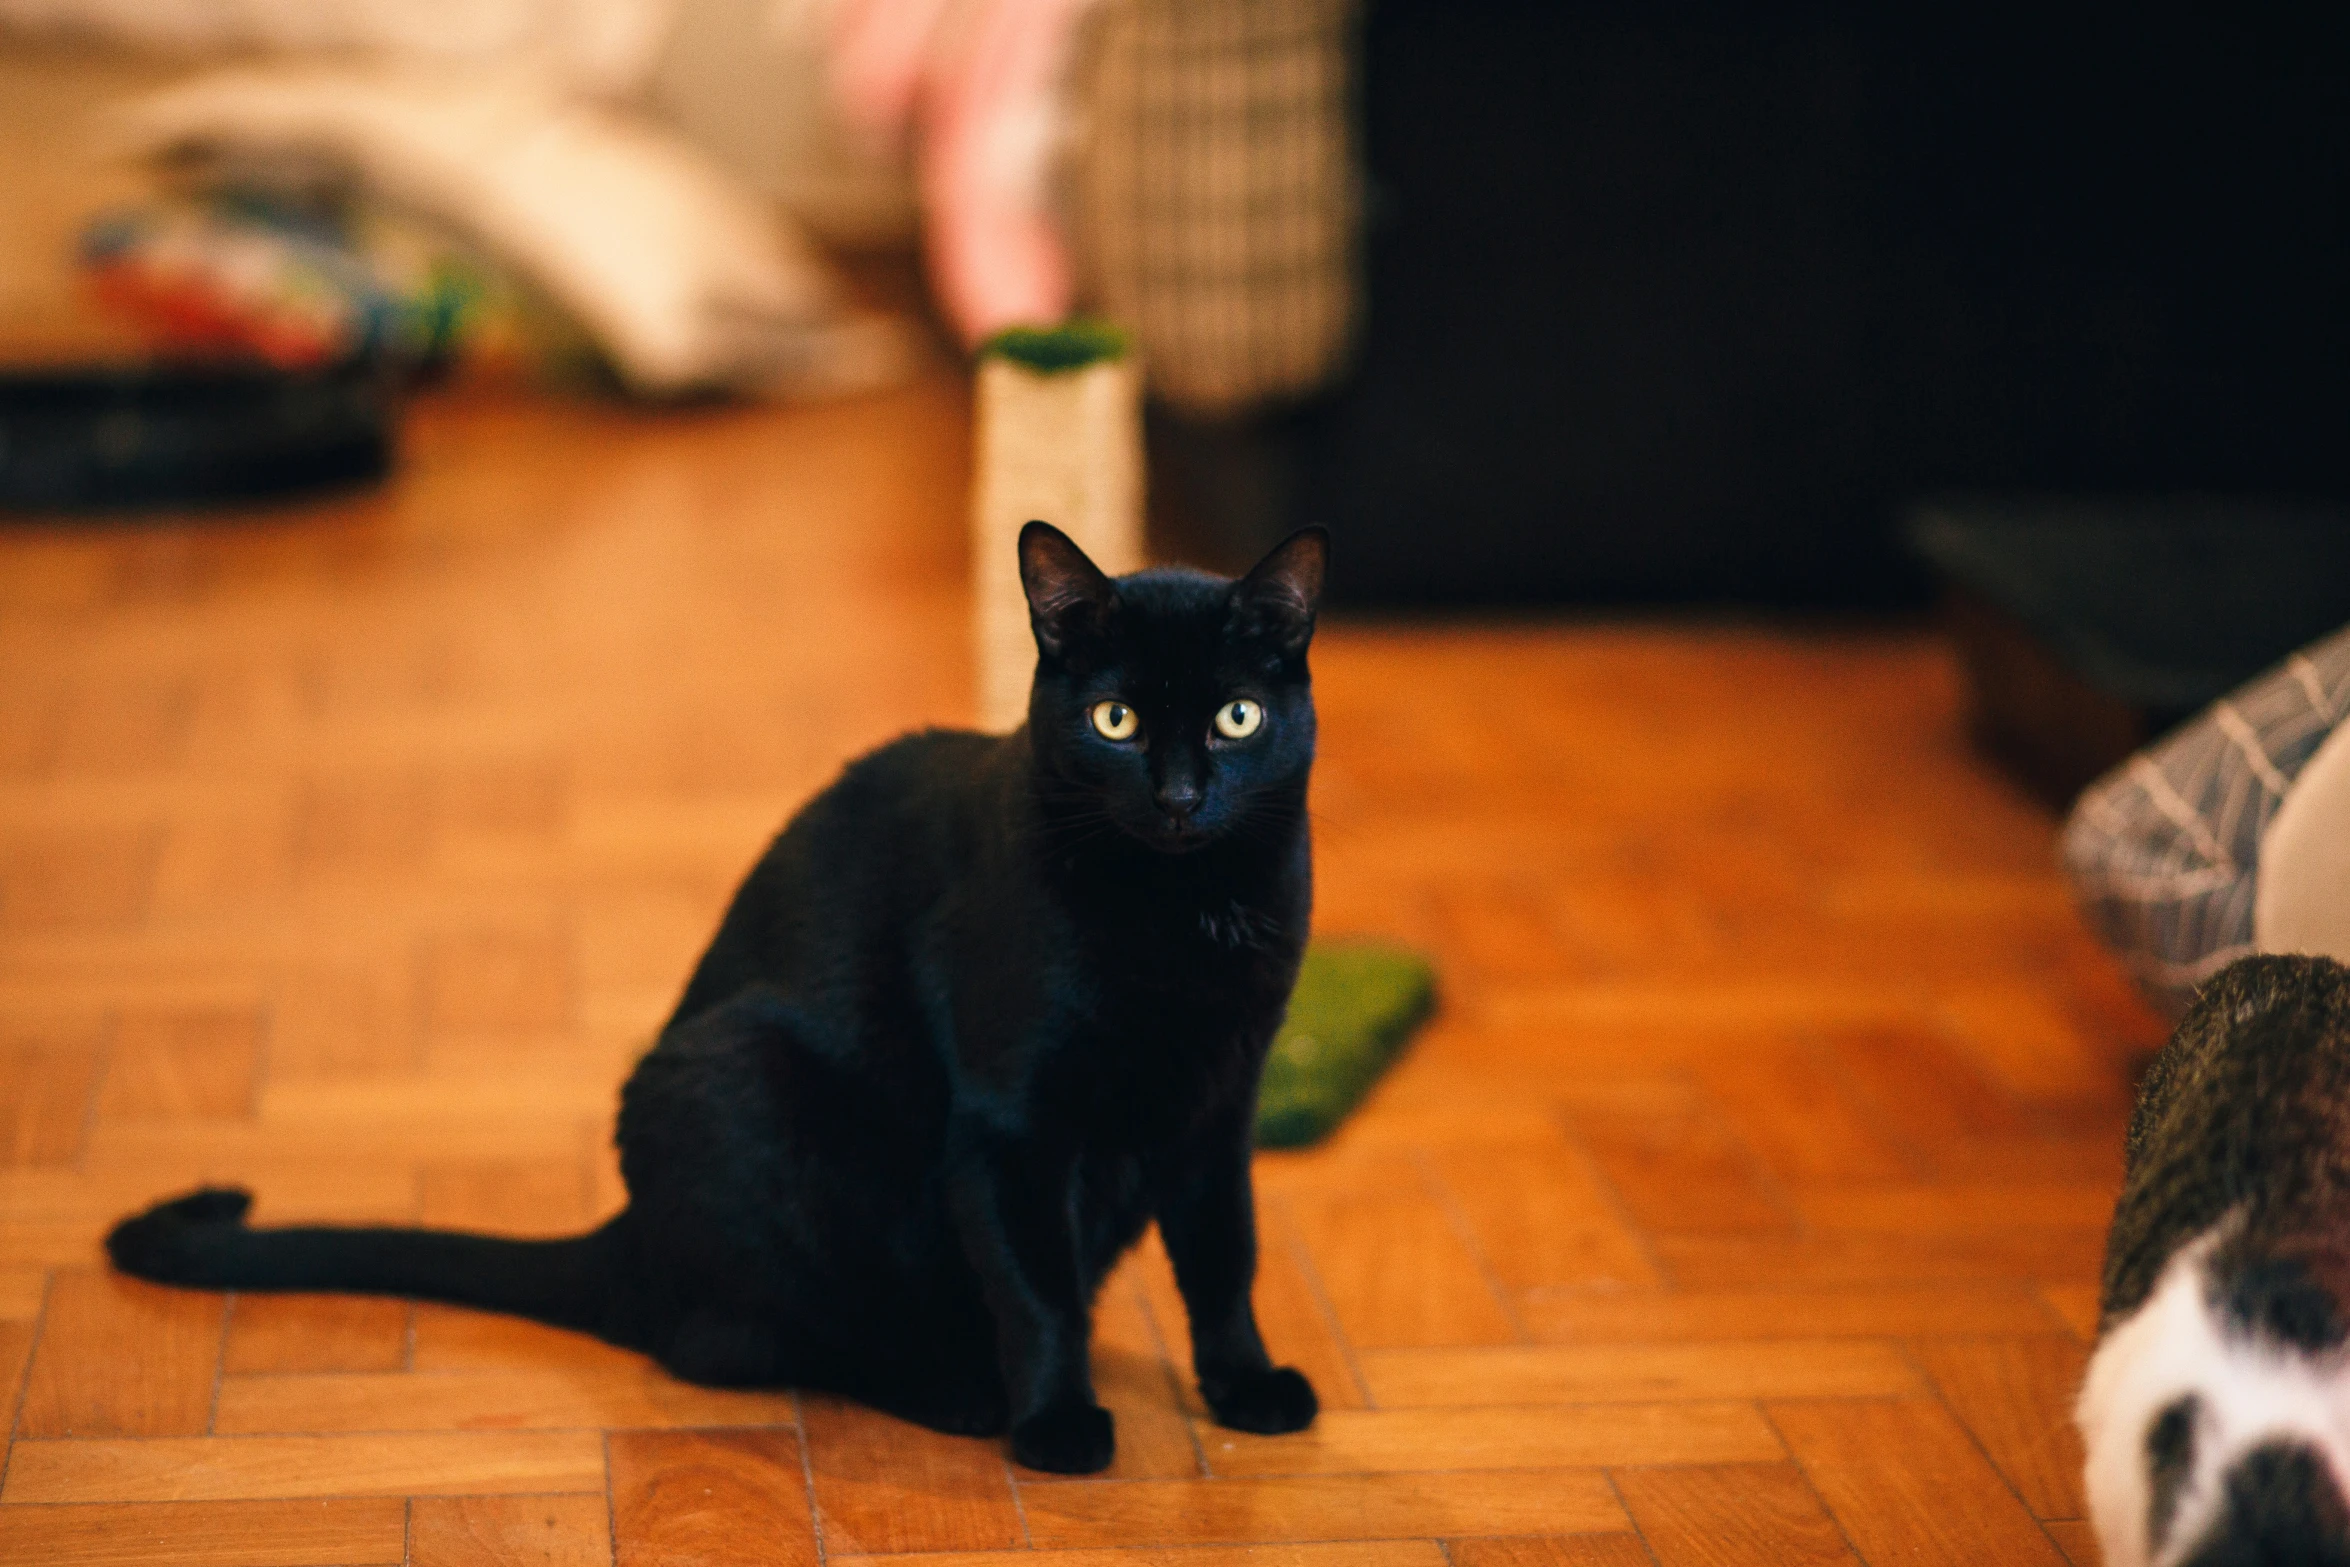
[2259,718,2350,968]
[105,64,911,396]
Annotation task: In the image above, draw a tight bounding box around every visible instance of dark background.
[1159,7,2349,607]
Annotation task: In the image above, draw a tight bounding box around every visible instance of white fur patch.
[2079,1223,2350,1566]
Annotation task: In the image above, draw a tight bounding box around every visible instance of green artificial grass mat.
[978,318,1130,373]
[1255,940,1437,1149]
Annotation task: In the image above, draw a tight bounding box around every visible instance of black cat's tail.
[107,1187,636,1344]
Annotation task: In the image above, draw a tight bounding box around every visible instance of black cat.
[109,521,1327,1475]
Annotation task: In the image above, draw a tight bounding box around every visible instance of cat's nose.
[1155,781,1203,821]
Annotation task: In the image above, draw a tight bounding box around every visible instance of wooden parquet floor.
[0,368,2160,1566]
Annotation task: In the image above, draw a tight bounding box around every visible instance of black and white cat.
[2080,953,2350,1565]
[109,521,1327,1475]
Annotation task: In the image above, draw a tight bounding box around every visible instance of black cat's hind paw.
[1011,1400,1116,1474]
[1203,1366,1318,1434]
[106,1186,254,1283]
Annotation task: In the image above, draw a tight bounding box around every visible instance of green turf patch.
[977,318,1131,373]
[1255,940,1437,1149]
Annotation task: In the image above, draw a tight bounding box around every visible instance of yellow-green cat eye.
[1214,699,1264,740]
[1090,700,1140,740]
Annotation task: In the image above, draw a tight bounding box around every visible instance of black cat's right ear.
[1019,521,1117,658]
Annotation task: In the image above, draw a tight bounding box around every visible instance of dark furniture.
[0,359,394,513]
[1910,501,2350,806]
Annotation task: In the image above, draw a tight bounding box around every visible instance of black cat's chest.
[1061,820,1307,955]
[1077,864,1304,1041]
[1047,908,1300,1150]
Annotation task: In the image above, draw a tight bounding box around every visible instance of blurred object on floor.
[969,321,1141,731]
[0,357,395,511]
[81,186,591,383]
[2060,624,2350,1017]
[102,64,917,398]
[1911,500,2350,807]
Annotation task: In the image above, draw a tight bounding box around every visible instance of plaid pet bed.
[1066,0,1361,416]
[2062,623,2350,1015]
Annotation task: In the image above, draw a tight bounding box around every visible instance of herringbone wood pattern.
[0,372,2152,1565]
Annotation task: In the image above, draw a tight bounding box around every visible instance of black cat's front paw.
[1011,1400,1115,1474]
[1202,1366,1318,1434]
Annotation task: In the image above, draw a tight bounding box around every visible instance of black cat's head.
[1018,521,1326,854]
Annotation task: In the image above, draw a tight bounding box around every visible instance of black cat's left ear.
[1019,520,1117,658]
[1232,527,1328,656]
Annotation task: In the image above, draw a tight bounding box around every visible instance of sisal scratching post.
[971,322,1144,732]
